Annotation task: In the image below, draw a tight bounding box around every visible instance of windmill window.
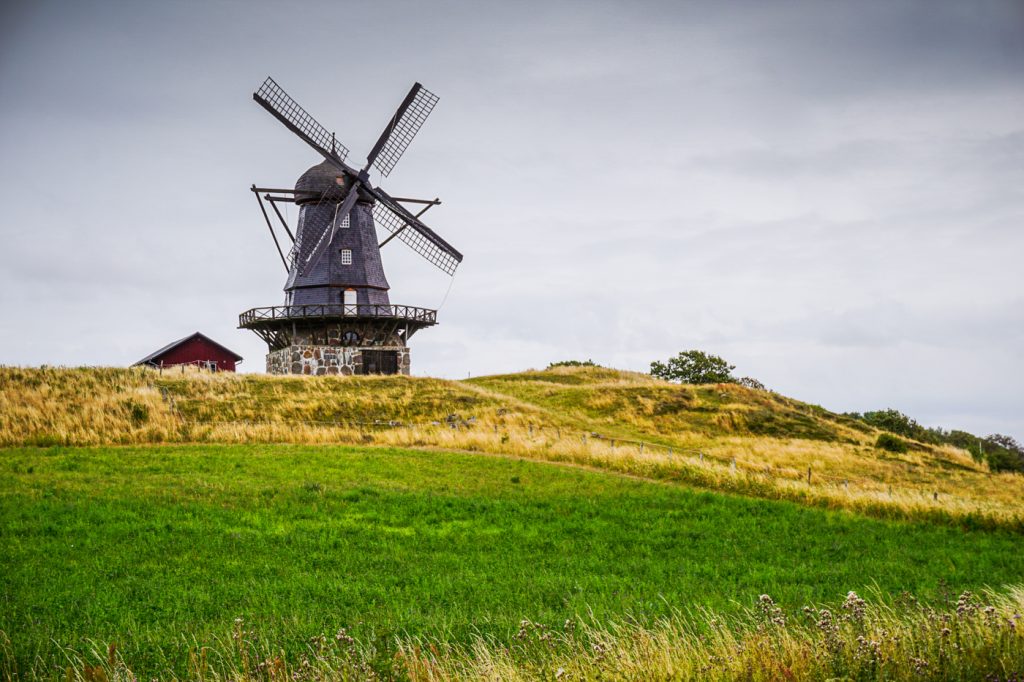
[341,249,352,265]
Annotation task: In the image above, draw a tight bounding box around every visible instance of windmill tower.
[240,78,463,375]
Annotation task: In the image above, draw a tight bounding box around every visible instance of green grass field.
[2,444,1022,678]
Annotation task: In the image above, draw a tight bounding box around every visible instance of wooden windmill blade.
[253,77,353,170]
[369,186,463,276]
[363,83,439,178]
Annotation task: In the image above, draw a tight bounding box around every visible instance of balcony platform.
[238,304,437,351]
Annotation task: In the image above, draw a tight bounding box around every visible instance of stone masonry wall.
[267,345,410,376]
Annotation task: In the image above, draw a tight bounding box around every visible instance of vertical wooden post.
[807,467,812,485]
[699,452,704,462]
[639,442,644,453]
[933,491,938,501]
[730,458,736,472]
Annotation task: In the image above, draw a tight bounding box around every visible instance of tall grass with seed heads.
[2,365,1022,528]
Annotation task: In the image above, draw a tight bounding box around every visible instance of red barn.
[133,332,243,372]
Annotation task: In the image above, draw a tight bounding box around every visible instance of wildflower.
[757,594,786,627]
[911,657,929,675]
[956,591,978,618]
[815,609,843,652]
[335,628,355,647]
[842,591,867,623]
[854,635,881,663]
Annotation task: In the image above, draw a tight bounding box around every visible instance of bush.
[983,434,1024,473]
[862,409,922,440]
[651,351,735,385]
[737,376,766,390]
[875,433,908,453]
[547,359,598,369]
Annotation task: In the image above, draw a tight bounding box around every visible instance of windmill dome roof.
[294,159,375,205]
[294,160,348,204]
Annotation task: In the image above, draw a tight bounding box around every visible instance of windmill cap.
[294,160,373,205]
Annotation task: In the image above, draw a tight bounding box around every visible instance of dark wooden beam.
[252,185,289,272]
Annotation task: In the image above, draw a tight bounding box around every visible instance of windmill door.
[343,288,357,314]
[361,350,399,375]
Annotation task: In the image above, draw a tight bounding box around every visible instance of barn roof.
[133,332,244,366]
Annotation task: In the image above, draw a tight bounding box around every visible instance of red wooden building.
[133,332,243,372]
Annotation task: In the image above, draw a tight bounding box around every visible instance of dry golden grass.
[2,364,1022,528]
[395,587,1024,682]
[26,587,1024,681]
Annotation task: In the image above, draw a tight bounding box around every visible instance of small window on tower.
[341,249,352,265]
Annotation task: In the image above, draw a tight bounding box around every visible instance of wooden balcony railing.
[239,304,437,327]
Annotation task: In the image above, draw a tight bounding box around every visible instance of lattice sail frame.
[371,84,439,178]
[372,196,461,276]
[255,77,350,163]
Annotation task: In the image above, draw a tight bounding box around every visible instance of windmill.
[239,77,462,376]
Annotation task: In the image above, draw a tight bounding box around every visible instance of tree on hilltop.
[650,350,736,385]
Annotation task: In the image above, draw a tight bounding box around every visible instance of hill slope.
[3,444,1023,679]
[1,365,1022,527]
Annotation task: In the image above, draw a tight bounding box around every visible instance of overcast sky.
[1,0,1022,439]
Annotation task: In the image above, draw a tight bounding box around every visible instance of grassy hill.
[2,365,1024,680]
[3,444,1024,680]
[2,365,1022,528]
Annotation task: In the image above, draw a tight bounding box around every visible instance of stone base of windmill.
[266,345,411,376]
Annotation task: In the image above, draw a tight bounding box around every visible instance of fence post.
[639,442,644,453]
[807,467,812,485]
[730,458,736,473]
[611,439,615,449]
[699,452,703,462]
[529,424,533,436]
[933,491,938,501]
[668,447,673,459]
[582,434,587,445]
[843,480,849,492]
[888,485,893,498]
